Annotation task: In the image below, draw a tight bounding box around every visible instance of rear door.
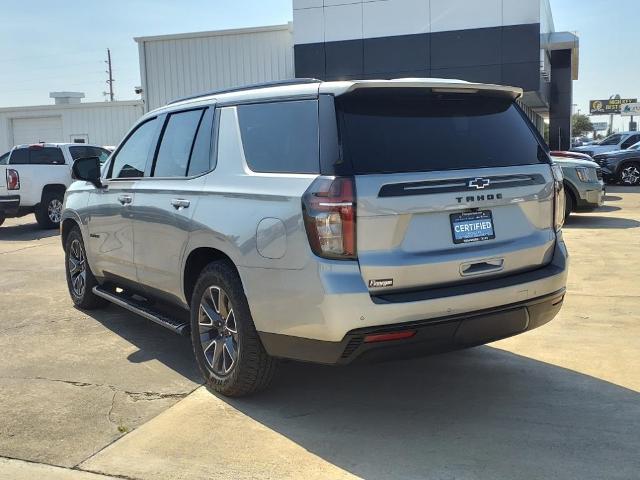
[131,107,214,302]
[335,91,556,292]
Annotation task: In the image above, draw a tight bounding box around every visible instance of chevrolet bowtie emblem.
[468,177,491,189]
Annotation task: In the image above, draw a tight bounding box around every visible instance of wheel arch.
[183,247,241,307]
[41,184,67,204]
[60,217,81,248]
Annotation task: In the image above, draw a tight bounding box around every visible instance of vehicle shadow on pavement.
[564,215,639,229]
[226,347,640,480]
[84,305,201,383]
[0,222,59,241]
[594,205,621,213]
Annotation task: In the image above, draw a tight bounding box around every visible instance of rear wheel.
[619,163,640,186]
[35,191,64,228]
[190,260,277,397]
[64,227,108,309]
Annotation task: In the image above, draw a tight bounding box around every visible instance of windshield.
[599,134,622,146]
[336,91,546,174]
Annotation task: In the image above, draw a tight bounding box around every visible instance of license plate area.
[450,210,495,244]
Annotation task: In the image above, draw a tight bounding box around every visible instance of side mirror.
[72,156,102,188]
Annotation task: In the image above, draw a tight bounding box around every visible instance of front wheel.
[564,189,574,219]
[64,227,108,309]
[190,261,277,397]
[619,163,640,186]
[35,191,64,228]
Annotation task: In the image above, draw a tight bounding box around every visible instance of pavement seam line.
[0,455,139,480]
[0,241,59,255]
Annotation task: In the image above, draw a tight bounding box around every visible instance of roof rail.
[168,78,322,105]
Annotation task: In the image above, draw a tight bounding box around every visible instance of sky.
[0,0,638,132]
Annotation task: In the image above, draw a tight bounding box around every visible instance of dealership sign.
[591,122,609,131]
[589,98,637,115]
[621,103,640,116]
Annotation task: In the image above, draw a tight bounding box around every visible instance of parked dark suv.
[593,141,640,185]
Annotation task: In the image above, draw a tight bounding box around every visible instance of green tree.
[572,114,593,137]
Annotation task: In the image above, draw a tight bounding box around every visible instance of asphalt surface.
[0,186,639,480]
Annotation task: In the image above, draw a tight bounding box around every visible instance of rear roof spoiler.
[320,78,523,100]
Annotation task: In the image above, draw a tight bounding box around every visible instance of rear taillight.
[551,164,565,231]
[6,169,20,190]
[302,176,356,260]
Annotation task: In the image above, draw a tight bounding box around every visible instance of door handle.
[117,194,132,205]
[171,198,190,210]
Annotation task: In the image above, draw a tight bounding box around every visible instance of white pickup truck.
[0,143,110,228]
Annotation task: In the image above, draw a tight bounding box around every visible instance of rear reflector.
[363,330,416,343]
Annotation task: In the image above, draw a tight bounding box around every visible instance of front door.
[85,116,162,283]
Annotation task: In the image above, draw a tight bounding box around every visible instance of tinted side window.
[0,152,10,165]
[622,135,640,149]
[70,146,111,165]
[188,108,215,176]
[110,118,159,179]
[9,149,29,164]
[153,109,203,177]
[237,100,319,174]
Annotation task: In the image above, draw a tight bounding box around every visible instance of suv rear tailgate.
[356,164,555,292]
[334,89,556,293]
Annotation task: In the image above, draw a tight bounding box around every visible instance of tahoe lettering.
[455,193,503,203]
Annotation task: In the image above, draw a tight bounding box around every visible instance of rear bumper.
[0,195,20,216]
[259,288,565,364]
[244,238,568,360]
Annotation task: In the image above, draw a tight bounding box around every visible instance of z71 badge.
[368,279,393,288]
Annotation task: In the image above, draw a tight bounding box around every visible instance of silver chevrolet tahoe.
[61,78,569,397]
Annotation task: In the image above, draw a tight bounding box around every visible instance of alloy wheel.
[198,286,239,376]
[621,165,640,185]
[68,239,87,297]
[48,199,63,223]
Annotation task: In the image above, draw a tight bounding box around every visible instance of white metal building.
[134,1,578,149]
[135,24,294,112]
[0,99,144,153]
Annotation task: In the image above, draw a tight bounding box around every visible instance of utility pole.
[106,49,114,102]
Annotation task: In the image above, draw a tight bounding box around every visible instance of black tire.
[0,215,4,226]
[35,190,64,229]
[564,189,574,219]
[619,162,640,186]
[64,227,108,309]
[190,260,277,397]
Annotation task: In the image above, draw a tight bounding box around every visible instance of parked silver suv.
[62,78,569,396]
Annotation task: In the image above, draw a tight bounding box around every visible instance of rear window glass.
[9,149,29,164]
[29,147,65,165]
[336,92,545,174]
[237,100,319,174]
